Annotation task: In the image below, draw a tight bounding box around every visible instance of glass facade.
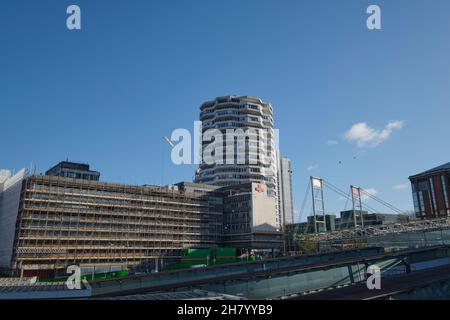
[412,192,420,214]
[410,163,450,219]
[419,191,425,215]
[429,177,437,212]
[442,175,449,212]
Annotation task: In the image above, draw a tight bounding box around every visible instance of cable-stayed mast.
[351,186,365,230]
[311,177,326,233]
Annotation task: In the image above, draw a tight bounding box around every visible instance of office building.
[46,161,100,181]
[338,210,410,229]
[0,162,282,276]
[409,162,450,219]
[220,183,283,251]
[0,173,222,277]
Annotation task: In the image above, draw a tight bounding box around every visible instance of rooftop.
[409,162,450,179]
[0,277,91,299]
[46,161,96,173]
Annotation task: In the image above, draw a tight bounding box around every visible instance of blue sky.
[1,0,450,221]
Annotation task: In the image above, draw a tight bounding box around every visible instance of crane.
[163,135,200,179]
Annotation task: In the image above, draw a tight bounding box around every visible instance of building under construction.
[4,174,223,277]
[0,162,283,277]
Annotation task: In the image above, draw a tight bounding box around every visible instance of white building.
[195,95,280,227]
[0,169,26,273]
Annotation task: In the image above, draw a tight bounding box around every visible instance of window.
[412,192,420,214]
[442,175,449,209]
[429,177,437,211]
[419,191,424,213]
[418,180,428,191]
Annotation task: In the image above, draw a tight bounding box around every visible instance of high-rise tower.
[277,156,294,226]
[195,95,280,226]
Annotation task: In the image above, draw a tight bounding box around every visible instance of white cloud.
[307,164,319,171]
[327,140,339,145]
[393,183,409,190]
[361,188,378,201]
[344,120,404,147]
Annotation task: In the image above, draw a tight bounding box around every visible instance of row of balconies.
[200,106,272,120]
[196,173,275,183]
[202,116,273,128]
[202,122,274,132]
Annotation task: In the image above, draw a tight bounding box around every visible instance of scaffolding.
[10,175,223,275]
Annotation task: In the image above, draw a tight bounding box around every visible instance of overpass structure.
[0,245,449,299]
[289,263,450,300]
[89,245,450,299]
[296,217,450,245]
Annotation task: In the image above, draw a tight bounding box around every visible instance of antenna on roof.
[28,162,35,176]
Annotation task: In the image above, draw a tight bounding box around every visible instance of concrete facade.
[277,156,294,226]
[0,169,26,273]
[220,183,283,251]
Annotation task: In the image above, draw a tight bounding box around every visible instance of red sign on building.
[255,184,265,193]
